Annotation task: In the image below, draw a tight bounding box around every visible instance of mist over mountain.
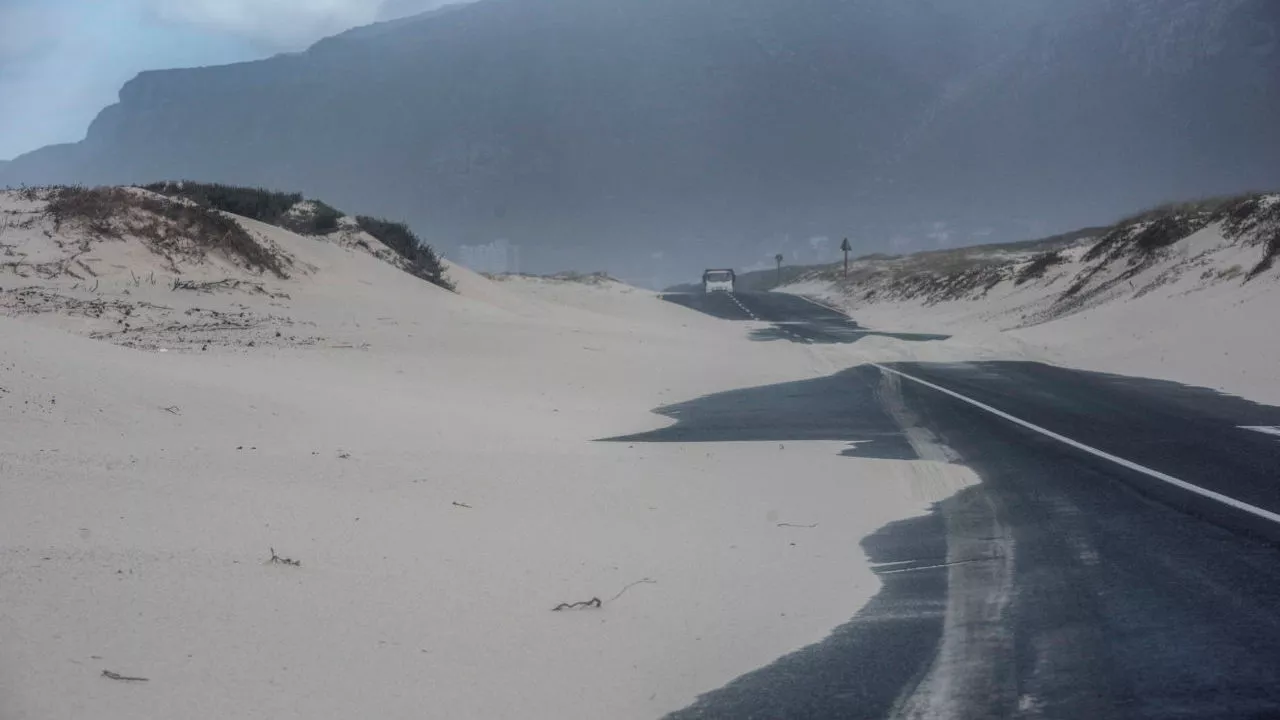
[2,0,1277,285]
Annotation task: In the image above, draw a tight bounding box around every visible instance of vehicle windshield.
[3,2,1278,719]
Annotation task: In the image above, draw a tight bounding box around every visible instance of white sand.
[785,218,1280,406]
[1,191,975,719]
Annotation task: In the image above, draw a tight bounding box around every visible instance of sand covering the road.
[1,190,975,719]
[785,219,1280,406]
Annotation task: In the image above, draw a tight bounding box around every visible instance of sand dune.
[1,188,969,719]
[784,196,1280,404]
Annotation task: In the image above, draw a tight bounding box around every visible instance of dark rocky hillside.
[2,0,1276,283]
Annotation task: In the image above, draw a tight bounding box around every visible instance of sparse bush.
[1085,201,1218,263]
[1015,250,1065,285]
[355,216,455,291]
[1132,215,1201,253]
[45,186,289,278]
[1085,193,1259,262]
[1251,234,1280,279]
[143,181,455,290]
[548,270,616,284]
[1218,195,1265,234]
[304,201,343,235]
[14,185,41,202]
[1113,195,1252,227]
[45,185,127,238]
[1217,264,1244,281]
[1088,192,1280,280]
[1214,194,1280,280]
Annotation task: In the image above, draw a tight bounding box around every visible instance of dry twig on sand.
[268,547,301,567]
[606,577,658,603]
[172,278,272,295]
[552,598,602,611]
[552,577,657,611]
[102,670,149,682]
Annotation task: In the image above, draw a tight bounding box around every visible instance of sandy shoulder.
[1,262,968,719]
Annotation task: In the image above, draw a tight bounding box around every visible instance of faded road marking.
[728,292,758,320]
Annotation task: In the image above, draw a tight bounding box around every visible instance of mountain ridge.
[2,0,1277,283]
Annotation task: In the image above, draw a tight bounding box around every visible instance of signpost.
[775,253,784,287]
[841,238,852,277]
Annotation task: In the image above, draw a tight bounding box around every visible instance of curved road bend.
[648,291,1280,720]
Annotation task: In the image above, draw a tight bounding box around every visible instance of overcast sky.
[0,0,459,160]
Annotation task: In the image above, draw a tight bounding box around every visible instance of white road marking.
[728,293,758,320]
[1241,426,1280,438]
[732,294,811,343]
[874,364,1280,526]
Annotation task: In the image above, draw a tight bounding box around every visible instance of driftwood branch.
[552,597,602,612]
[102,670,149,682]
[171,278,284,297]
[777,523,818,529]
[268,547,301,567]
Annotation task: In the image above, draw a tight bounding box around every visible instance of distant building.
[459,239,521,275]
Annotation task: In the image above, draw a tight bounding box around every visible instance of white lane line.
[874,363,1280,526]
[1242,426,1280,438]
[729,293,758,320]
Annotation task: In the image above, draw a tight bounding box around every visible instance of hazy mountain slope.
[1,0,1276,281]
[893,0,1280,230]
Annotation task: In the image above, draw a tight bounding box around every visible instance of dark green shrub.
[142,181,301,224]
[1132,216,1200,253]
[304,201,343,235]
[142,181,342,235]
[356,216,455,292]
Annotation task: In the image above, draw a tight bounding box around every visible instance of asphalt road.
[662,291,950,344]
[648,292,1280,720]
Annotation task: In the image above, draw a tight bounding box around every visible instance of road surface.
[646,292,1280,720]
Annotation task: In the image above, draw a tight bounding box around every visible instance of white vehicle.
[702,268,736,293]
